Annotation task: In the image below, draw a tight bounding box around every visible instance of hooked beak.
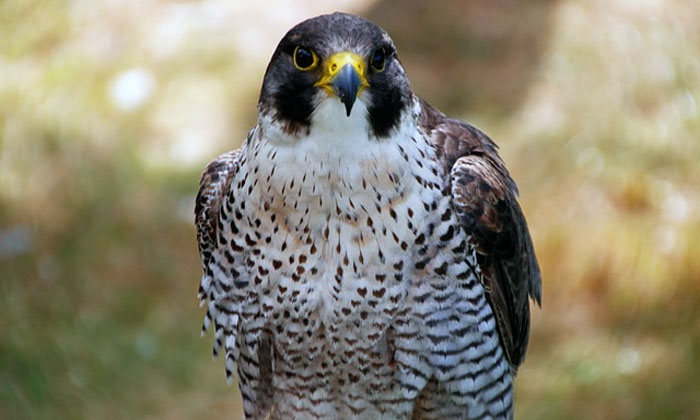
[315,52,369,117]
[333,64,363,116]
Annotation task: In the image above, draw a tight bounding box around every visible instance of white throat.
[257,92,377,159]
[249,94,423,209]
[305,96,373,158]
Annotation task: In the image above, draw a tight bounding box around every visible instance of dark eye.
[371,48,386,72]
[293,46,317,70]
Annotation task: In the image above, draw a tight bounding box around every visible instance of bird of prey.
[195,12,541,420]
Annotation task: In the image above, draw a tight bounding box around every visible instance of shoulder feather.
[420,98,542,371]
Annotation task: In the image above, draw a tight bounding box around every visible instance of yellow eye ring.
[293,46,318,71]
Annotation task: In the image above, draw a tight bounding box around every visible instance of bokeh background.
[2,0,699,418]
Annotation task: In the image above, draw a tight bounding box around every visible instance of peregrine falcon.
[195,12,541,420]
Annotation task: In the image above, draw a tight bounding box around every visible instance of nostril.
[331,63,337,72]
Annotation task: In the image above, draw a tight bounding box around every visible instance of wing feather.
[420,99,542,371]
[195,150,243,305]
[195,145,275,418]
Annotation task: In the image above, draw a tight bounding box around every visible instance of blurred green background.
[2,0,699,418]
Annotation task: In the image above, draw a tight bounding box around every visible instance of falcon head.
[258,13,412,140]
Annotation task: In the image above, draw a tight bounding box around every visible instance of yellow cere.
[314,51,370,97]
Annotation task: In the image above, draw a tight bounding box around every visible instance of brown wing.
[195,149,243,303]
[195,145,275,418]
[420,99,542,371]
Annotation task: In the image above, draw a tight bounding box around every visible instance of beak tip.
[331,63,361,118]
